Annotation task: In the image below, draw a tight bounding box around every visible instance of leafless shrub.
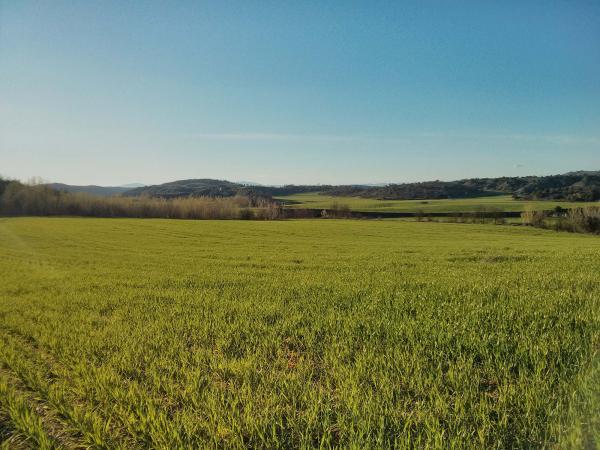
[521,206,546,227]
[256,203,282,220]
[0,182,282,220]
[329,201,351,218]
[557,207,600,233]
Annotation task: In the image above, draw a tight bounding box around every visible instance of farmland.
[276,193,600,213]
[1,217,599,448]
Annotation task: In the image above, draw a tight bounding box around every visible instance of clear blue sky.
[1,1,599,186]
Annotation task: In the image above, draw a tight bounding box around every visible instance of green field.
[1,218,599,448]
[276,193,600,213]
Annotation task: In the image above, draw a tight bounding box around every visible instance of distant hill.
[45,183,133,197]
[124,179,325,198]
[125,179,241,198]
[563,170,600,177]
[41,170,600,202]
[326,172,600,201]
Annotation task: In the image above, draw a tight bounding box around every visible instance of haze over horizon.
[1,1,599,186]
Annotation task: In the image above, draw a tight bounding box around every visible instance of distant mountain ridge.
[43,170,600,202]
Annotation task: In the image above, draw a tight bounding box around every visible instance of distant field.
[1,218,599,448]
[276,193,600,213]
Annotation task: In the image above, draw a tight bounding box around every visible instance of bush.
[526,206,600,234]
[329,201,351,218]
[563,207,600,233]
[521,207,546,227]
[239,208,255,220]
[256,203,282,220]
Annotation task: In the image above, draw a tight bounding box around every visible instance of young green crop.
[1,217,599,448]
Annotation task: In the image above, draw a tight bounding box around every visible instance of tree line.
[323,172,600,201]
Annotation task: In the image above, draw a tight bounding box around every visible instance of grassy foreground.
[1,218,599,448]
[276,193,600,213]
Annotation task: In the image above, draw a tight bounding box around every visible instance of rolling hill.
[325,172,600,201]
[41,170,600,202]
[124,179,325,198]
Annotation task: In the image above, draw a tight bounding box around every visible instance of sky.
[1,1,599,186]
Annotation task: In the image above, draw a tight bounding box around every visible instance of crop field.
[1,217,599,448]
[276,193,600,213]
